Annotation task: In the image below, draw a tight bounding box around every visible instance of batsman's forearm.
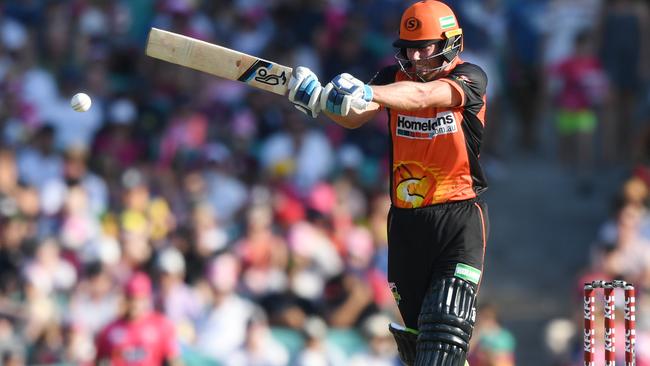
[323,102,380,129]
[371,80,459,110]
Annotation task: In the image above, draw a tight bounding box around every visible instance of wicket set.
[584,280,636,366]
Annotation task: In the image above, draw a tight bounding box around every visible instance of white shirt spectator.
[225,332,289,366]
[260,129,334,193]
[23,239,77,295]
[68,284,120,336]
[40,173,108,216]
[195,294,255,362]
[205,170,248,224]
[17,146,63,189]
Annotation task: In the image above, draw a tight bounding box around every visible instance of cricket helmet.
[394,1,463,79]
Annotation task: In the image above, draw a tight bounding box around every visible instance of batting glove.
[287,66,322,118]
[320,73,373,116]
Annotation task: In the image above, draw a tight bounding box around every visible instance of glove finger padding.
[288,66,322,117]
[321,85,352,116]
[305,78,322,113]
[321,73,372,116]
[350,93,370,111]
[332,73,363,93]
[288,66,312,100]
[320,83,334,112]
[293,104,318,118]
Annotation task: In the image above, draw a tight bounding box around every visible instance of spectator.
[259,108,334,192]
[235,204,289,298]
[195,253,255,363]
[468,303,516,366]
[59,184,101,252]
[0,149,19,217]
[548,30,607,194]
[158,100,209,169]
[600,203,650,282]
[40,147,108,217]
[155,247,202,345]
[225,309,290,366]
[92,98,143,176]
[348,313,400,366]
[95,271,181,366]
[202,143,249,225]
[596,0,650,162]
[16,124,62,189]
[22,237,76,297]
[287,213,343,303]
[67,262,120,337]
[293,316,346,366]
[0,317,25,364]
[504,0,547,151]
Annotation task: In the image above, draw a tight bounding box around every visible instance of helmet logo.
[404,17,421,31]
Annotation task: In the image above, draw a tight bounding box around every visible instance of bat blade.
[145,28,292,95]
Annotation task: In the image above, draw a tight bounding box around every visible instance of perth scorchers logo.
[404,17,421,31]
[393,162,449,208]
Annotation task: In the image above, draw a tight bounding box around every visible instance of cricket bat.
[145,28,292,96]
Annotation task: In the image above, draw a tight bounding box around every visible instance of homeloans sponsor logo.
[396,112,457,139]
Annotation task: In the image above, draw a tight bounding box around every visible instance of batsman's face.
[406,44,445,80]
[406,44,437,61]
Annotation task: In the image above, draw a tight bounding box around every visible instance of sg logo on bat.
[238,60,287,87]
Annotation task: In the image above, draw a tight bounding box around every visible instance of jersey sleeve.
[442,63,488,114]
[161,316,181,359]
[94,326,110,362]
[368,65,399,86]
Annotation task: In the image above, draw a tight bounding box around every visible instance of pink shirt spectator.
[552,56,606,110]
[95,311,179,366]
[159,110,208,167]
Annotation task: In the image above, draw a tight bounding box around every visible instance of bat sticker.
[255,69,287,86]
[238,60,272,82]
[238,60,287,86]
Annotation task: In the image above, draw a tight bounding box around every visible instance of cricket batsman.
[287,1,489,365]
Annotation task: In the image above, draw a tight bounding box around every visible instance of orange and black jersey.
[370,60,488,208]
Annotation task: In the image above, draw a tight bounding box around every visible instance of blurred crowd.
[0,0,649,365]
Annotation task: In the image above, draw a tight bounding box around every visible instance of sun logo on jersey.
[393,162,451,208]
[393,162,435,208]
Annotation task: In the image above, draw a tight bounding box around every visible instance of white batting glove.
[287,66,322,118]
[320,73,373,116]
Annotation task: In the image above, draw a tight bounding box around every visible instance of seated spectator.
[0,317,25,365]
[348,313,400,366]
[95,272,181,366]
[235,204,289,298]
[67,262,119,337]
[294,316,347,366]
[202,143,249,226]
[194,253,255,362]
[225,309,290,366]
[600,203,650,283]
[259,108,334,193]
[468,303,515,366]
[92,98,143,175]
[155,247,203,345]
[40,146,108,217]
[16,124,62,189]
